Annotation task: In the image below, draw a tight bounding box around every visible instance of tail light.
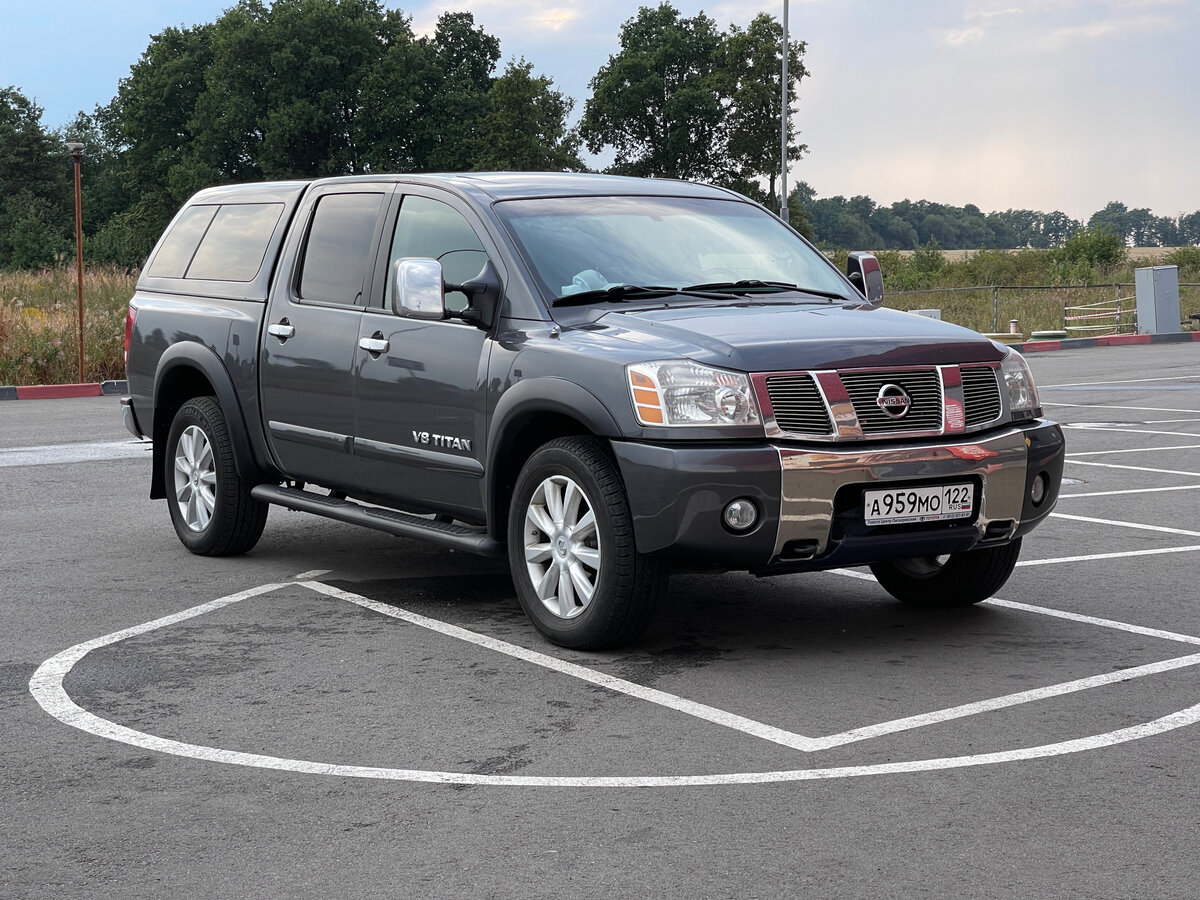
[124,304,137,365]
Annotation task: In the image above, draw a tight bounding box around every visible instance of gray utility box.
[1134,265,1181,334]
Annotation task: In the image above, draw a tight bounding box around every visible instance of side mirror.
[846,251,884,307]
[448,260,502,330]
[391,258,446,320]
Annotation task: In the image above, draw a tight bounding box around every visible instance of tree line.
[797,188,1200,252]
[1,0,1197,271]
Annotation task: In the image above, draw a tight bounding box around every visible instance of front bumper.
[612,420,1064,574]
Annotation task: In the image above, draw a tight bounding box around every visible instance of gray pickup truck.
[122,173,1064,649]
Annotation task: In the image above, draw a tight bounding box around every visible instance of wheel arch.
[484,378,622,542]
[151,344,271,499]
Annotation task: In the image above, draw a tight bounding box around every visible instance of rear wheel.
[507,436,665,650]
[869,538,1022,608]
[165,397,268,556]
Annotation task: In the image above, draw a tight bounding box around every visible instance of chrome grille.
[765,374,832,435]
[961,365,1002,426]
[840,369,943,434]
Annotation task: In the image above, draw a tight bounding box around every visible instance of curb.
[0,380,127,401]
[1013,331,1200,354]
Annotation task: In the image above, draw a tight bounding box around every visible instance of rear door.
[352,189,496,518]
[259,183,390,487]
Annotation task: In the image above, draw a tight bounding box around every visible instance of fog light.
[723,499,758,532]
[1031,472,1048,506]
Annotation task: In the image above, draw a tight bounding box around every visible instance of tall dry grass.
[0,267,136,386]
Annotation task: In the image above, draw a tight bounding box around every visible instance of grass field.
[0,267,135,386]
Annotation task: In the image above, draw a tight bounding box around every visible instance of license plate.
[863,483,974,526]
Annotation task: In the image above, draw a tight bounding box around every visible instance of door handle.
[267,321,295,340]
[358,334,390,355]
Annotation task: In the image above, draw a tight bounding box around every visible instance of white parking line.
[1049,512,1200,539]
[293,569,332,580]
[1064,459,1200,478]
[28,580,1200,787]
[986,599,1200,646]
[1059,485,1200,499]
[305,581,828,752]
[1063,425,1200,439]
[1043,376,1197,388]
[1044,401,1200,414]
[1016,545,1200,567]
[0,440,150,467]
[807,653,1200,750]
[1067,444,1200,457]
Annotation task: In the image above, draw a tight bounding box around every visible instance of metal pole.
[779,0,789,222]
[992,286,999,332]
[67,143,85,382]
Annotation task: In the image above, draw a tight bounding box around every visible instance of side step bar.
[251,485,504,558]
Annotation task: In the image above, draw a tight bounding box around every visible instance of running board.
[251,485,504,558]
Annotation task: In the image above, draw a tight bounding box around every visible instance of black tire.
[869,538,1022,608]
[507,436,666,650]
[165,396,268,556]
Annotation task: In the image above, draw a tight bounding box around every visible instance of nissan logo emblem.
[876,383,912,418]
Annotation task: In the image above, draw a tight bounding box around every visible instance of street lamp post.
[66,142,85,383]
[780,0,790,223]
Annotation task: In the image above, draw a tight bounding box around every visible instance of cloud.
[1042,14,1173,45]
[945,26,986,45]
[964,7,1023,19]
[411,1,585,37]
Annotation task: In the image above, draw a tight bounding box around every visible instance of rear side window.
[186,203,284,281]
[147,206,217,278]
[298,193,384,304]
[147,202,283,282]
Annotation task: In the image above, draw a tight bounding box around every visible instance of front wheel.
[165,396,268,556]
[869,538,1022,608]
[507,436,665,650]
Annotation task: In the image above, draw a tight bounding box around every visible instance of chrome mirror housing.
[391,258,446,320]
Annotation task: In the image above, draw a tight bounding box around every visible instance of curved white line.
[28,583,1200,787]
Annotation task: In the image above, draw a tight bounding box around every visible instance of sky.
[3,0,1198,221]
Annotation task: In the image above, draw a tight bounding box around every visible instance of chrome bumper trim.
[772,428,1030,560]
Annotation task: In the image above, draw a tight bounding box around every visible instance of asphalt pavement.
[2,342,1198,898]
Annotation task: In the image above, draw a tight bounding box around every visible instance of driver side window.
[387,195,490,314]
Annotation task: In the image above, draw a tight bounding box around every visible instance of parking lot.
[2,342,1198,897]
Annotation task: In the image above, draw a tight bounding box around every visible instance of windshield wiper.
[551,284,727,307]
[682,280,850,301]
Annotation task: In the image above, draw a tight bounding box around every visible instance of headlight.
[999,348,1040,417]
[627,361,761,427]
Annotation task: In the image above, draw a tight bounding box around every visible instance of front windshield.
[493,195,853,302]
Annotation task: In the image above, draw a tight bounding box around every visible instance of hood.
[567,302,1005,372]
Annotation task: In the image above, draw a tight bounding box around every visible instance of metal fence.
[885,283,1200,336]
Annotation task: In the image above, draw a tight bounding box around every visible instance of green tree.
[411,11,501,170]
[1056,226,1126,275]
[472,59,583,171]
[1178,211,1200,245]
[110,21,217,260]
[0,87,72,268]
[719,13,807,203]
[581,4,726,181]
[1041,211,1078,247]
[189,0,385,180]
[1088,201,1130,246]
[57,105,127,243]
